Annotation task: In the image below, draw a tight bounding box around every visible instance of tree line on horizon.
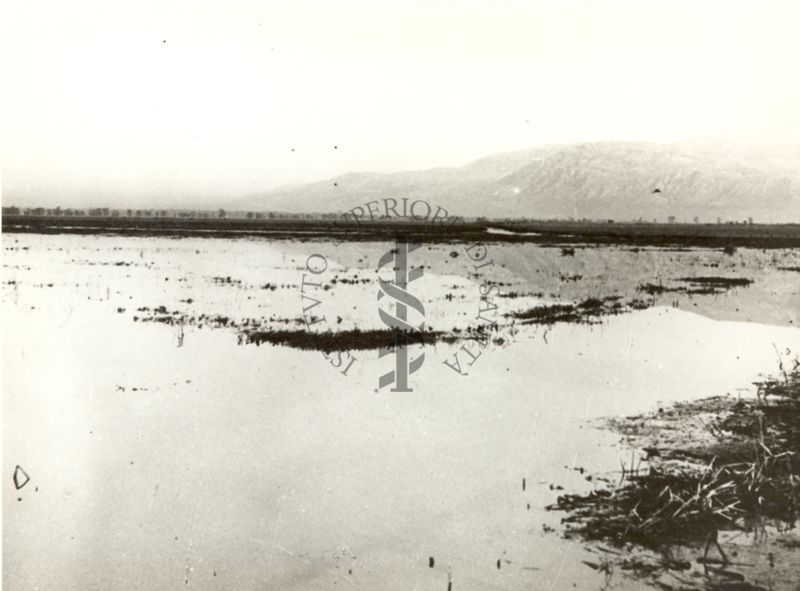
[1,205,759,226]
[1,206,340,221]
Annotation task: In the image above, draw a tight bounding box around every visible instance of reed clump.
[553,360,800,552]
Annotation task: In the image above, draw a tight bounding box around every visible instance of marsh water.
[4,233,800,590]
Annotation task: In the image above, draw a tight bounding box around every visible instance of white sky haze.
[2,0,799,207]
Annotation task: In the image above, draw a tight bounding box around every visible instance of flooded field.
[4,232,800,590]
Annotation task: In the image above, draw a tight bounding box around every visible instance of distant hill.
[237,141,800,222]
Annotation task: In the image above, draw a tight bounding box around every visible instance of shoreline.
[5,215,800,248]
[552,365,800,590]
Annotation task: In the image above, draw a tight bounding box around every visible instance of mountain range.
[238,141,800,222]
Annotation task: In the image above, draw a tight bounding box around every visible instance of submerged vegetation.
[506,296,649,325]
[242,327,459,351]
[639,275,754,296]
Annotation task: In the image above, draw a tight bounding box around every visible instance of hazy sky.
[3,0,800,207]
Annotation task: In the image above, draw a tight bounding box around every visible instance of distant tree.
[246,211,254,219]
[218,209,226,219]
[693,216,699,223]
[748,217,754,224]
[667,216,676,224]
